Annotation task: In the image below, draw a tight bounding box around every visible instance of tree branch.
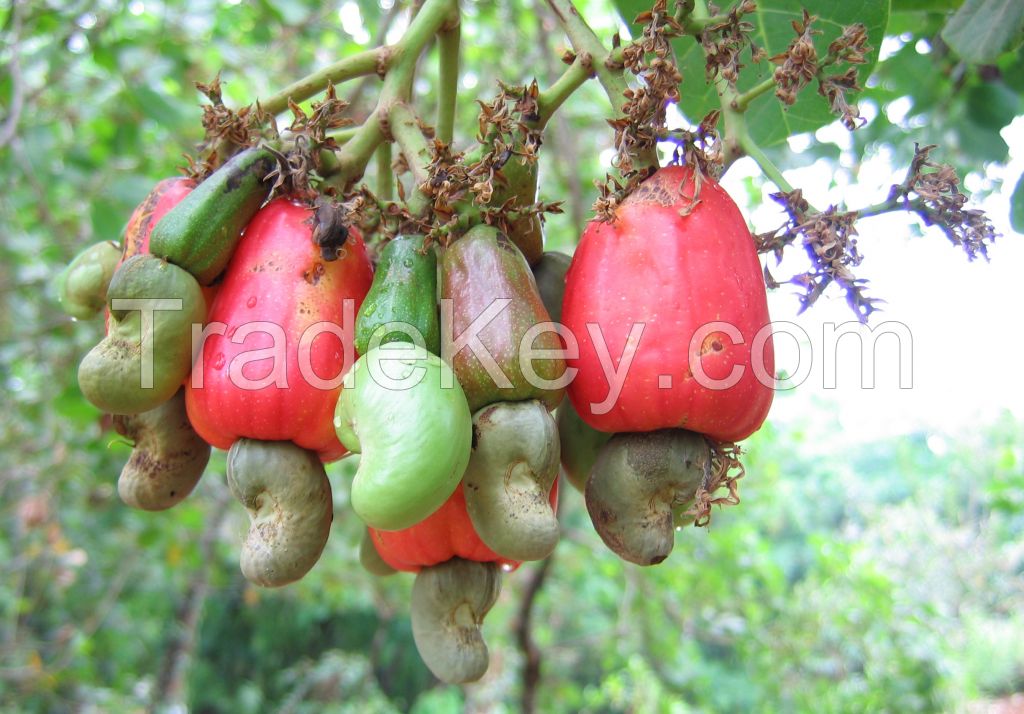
[514,556,553,714]
[149,488,230,712]
[544,0,629,113]
[436,14,460,144]
[261,48,389,116]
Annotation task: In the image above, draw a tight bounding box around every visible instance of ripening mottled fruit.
[563,165,774,442]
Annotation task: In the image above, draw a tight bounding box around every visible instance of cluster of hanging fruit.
[58,134,774,682]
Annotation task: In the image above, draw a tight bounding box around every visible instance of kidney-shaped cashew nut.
[463,400,560,562]
[411,558,501,684]
[227,439,333,587]
[585,429,711,566]
[113,388,210,511]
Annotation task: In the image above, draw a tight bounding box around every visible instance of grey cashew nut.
[463,400,560,562]
[585,429,711,566]
[226,439,333,587]
[411,558,501,684]
[112,388,210,511]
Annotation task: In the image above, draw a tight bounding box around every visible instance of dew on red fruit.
[246,296,257,308]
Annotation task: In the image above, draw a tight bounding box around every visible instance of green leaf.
[1011,172,1024,233]
[965,82,1020,129]
[126,86,188,128]
[941,0,1024,63]
[90,198,124,242]
[892,0,961,10]
[616,0,889,148]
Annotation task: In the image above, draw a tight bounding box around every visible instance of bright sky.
[717,116,1024,444]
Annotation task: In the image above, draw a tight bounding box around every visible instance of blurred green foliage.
[2,0,1023,712]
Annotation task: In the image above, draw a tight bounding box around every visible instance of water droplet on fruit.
[246,296,257,308]
[212,353,225,370]
[226,325,237,339]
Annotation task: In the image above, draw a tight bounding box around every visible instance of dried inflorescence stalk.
[595,0,710,220]
[755,144,996,321]
[890,143,997,260]
[756,189,879,321]
[616,0,684,173]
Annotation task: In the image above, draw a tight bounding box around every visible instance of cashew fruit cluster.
[62,150,772,683]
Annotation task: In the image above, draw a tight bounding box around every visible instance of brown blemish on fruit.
[303,262,325,285]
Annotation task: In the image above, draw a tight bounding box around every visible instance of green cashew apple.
[463,400,560,561]
[112,389,210,511]
[334,344,472,530]
[78,254,205,415]
[58,240,121,320]
[227,439,333,587]
[355,234,440,356]
[531,250,571,324]
[557,403,612,492]
[411,558,501,684]
[585,429,711,566]
[149,146,277,285]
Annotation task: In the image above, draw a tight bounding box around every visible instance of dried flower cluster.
[192,75,277,177]
[595,0,693,220]
[770,10,820,106]
[685,439,744,528]
[660,109,724,180]
[272,82,354,199]
[754,144,996,321]
[414,81,561,244]
[698,0,761,85]
[890,143,996,260]
[771,11,870,130]
[756,189,879,321]
[615,0,684,173]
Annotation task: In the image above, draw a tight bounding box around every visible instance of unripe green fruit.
[58,240,121,319]
[334,344,472,530]
[78,254,205,415]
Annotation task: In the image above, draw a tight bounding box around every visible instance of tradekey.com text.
[115,297,913,414]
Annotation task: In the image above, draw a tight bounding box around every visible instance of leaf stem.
[261,48,388,115]
[388,102,434,216]
[535,53,594,131]
[732,77,776,112]
[375,141,394,200]
[436,15,461,144]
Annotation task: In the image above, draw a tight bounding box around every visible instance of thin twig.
[514,557,553,714]
[149,486,231,713]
